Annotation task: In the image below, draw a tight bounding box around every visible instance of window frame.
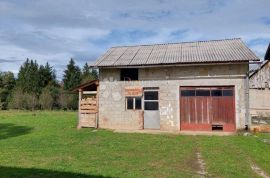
[126,97,142,110]
[181,87,234,97]
[144,90,159,111]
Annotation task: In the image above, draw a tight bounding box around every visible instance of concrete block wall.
[98,64,248,131]
[250,88,270,116]
[250,61,270,89]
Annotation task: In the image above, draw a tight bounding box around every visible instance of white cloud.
[0,0,269,79]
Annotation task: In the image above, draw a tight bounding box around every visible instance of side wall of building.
[250,60,270,89]
[98,64,249,131]
[249,61,270,132]
[250,89,270,116]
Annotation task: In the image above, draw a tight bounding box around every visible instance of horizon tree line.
[0,58,98,110]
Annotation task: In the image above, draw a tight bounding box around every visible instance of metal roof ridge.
[110,38,242,48]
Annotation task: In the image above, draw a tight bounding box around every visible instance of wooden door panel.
[180,86,235,132]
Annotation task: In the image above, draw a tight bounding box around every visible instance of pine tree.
[91,68,98,80]
[39,62,57,88]
[63,58,81,90]
[17,59,40,94]
[81,63,98,83]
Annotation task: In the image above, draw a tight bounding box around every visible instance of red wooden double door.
[180,86,235,132]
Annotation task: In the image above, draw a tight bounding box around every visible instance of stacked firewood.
[80,97,97,113]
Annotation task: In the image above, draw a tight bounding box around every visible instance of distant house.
[249,44,270,89]
[89,38,259,132]
[249,43,270,117]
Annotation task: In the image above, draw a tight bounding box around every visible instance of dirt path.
[196,151,207,177]
[250,163,270,178]
[192,137,208,177]
[223,138,269,178]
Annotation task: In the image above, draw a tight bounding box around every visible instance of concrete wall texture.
[250,88,270,116]
[250,61,270,89]
[98,64,249,131]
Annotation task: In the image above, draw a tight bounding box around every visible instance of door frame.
[179,86,236,132]
[143,87,160,129]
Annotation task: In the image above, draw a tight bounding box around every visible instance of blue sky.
[0,0,269,79]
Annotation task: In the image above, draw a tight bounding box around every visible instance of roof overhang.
[71,80,99,92]
[93,61,258,69]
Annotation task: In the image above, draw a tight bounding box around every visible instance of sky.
[0,0,269,79]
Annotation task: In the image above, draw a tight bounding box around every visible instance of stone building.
[91,38,259,132]
[249,43,270,116]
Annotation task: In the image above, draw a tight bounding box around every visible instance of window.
[135,98,142,109]
[181,88,234,97]
[126,97,142,110]
[223,90,233,96]
[144,90,159,110]
[120,68,138,81]
[144,91,158,100]
[126,97,134,110]
[211,90,222,96]
[144,101,159,110]
[181,90,195,96]
[196,90,210,96]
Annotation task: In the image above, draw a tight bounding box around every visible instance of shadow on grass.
[0,123,33,140]
[0,166,113,178]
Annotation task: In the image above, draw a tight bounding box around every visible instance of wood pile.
[80,97,97,114]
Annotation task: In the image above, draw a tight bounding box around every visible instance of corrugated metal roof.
[92,38,260,67]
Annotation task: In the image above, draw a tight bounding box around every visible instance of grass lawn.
[0,111,269,178]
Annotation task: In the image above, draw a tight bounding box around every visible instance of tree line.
[0,58,97,110]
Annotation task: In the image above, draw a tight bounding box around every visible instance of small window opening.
[135,98,142,110]
[223,90,233,96]
[126,97,134,110]
[211,90,222,96]
[212,125,223,131]
[181,90,195,96]
[126,97,142,110]
[196,90,210,96]
[120,68,138,81]
[144,101,159,110]
[144,91,158,100]
[144,90,159,110]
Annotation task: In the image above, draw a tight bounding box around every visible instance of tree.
[63,58,81,90]
[0,71,16,109]
[91,68,98,80]
[39,62,57,88]
[9,59,61,110]
[81,63,98,83]
[17,59,40,94]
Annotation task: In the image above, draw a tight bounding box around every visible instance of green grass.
[0,111,269,178]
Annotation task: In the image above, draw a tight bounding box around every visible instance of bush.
[58,90,78,110]
[39,87,54,110]
[9,87,39,110]
[8,87,25,109]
